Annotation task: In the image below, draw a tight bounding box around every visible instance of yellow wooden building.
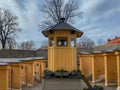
[79,50,120,88]
[79,53,92,76]
[0,63,10,90]
[115,50,120,90]
[42,18,83,72]
[103,51,117,86]
[0,57,46,90]
[91,52,104,83]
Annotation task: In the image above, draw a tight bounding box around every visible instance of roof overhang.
[42,29,83,37]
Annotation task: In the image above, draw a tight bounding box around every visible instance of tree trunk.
[1,40,6,49]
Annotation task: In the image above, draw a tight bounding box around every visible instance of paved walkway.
[22,82,42,90]
[22,78,117,90]
[43,78,83,90]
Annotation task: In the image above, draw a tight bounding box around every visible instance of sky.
[0,0,120,48]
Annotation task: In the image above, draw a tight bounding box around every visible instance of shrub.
[44,70,54,76]
[55,69,69,78]
[93,85,104,90]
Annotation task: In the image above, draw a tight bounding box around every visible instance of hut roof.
[42,21,83,37]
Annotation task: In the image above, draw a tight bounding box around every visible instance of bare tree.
[77,35,95,48]
[39,0,83,29]
[97,38,106,45]
[40,39,48,46]
[19,40,36,50]
[0,8,20,49]
[6,37,17,49]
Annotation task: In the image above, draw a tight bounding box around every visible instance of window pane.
[71,38,75,47]
[58,41,61,46]
[57,37,67,46]
[49,37,54,46]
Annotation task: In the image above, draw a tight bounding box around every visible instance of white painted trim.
[22,81,26,85]
[12,88,22,90]
[105,83,108,86]
[27,84,33,87]
[92,80,96,83]
[117,87,120,90]
[105,83,117,86]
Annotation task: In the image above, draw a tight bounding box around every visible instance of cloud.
[0,0,120,48]
[75,0,120,43]
[0,0,46,48]
[81,0,104,14]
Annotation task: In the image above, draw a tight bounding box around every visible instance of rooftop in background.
[107,36,120,44]
[0,57,45,63]
[0,62,9,65]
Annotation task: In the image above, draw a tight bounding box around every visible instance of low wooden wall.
[103,52,117,86]
[0,57,46,90]
[79,50,118,87]
[115,50,120,90]
[79,53,92,76]
[11,62,22,90]
[0,64,10,90]
[91,53,104,83]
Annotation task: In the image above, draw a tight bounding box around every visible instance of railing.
[42,78,46,90]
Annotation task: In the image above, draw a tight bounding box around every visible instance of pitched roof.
[107,36,120,44]
[42,22,83,37]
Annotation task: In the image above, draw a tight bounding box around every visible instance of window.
[49,37,54,46]
[57,37,67,46]
[71,37,76,47]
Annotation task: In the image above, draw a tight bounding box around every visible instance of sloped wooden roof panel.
[42,22,83,37]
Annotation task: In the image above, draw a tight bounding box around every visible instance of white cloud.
[81,0,104,14]
[76,0,120,43]
[0,0,46,48]
[0,0,120,47]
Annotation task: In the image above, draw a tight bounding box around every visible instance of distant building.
[107,36,120,44]
[40,46,48,49]
[93,36,120,52]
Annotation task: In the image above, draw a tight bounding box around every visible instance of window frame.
[49,37,54,46]
[57,37,68,46]
[70,37,76,47]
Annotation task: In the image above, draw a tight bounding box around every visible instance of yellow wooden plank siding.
[11,63,22,90]
[0,65,10,90]
[34,60,46,77]
[103,52,117,86]
[115,50,120,90]
[0,58,46,90]
[26,62,34,86]
[48,47,54,71]
[48,30,77,72]
[91,53,104,83]
[53,47,77,72]
[79,54,92,76]
[21,64,27,85]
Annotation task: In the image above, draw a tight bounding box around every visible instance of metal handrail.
[42,78,46,90]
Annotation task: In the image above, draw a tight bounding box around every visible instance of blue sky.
[0,0,120,48]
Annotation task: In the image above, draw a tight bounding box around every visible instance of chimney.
[60,18,65,22]
[107,39,111,42]
[115,36,118,39]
